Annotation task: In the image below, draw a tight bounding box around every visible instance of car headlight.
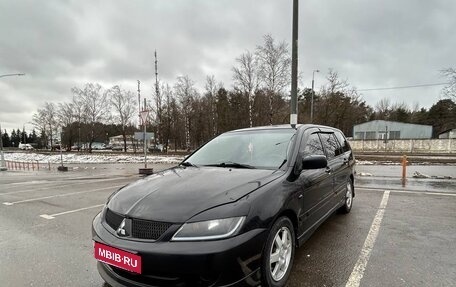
[171,217,245,241]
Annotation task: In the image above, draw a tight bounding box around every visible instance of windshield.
[184,129,296,169]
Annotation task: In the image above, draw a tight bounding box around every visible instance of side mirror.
[293,154,328,177]
[302,155,328,170]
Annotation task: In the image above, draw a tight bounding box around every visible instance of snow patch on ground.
[356,160,400,166]
[4,152,184,164]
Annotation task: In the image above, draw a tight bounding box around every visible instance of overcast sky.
[1,0,455,132]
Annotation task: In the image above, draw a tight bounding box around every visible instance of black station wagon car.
[92,124,355,287]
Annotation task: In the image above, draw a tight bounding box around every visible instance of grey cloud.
[1,0,455,131]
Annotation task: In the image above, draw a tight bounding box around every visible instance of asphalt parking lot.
[1,164,455,287]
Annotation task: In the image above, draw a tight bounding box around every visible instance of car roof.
[227,124,303,133]
[225,124,343,134]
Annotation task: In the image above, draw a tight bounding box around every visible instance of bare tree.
[324,69,350,94]
[44,102,58,148]
[442,68,456,99]
[232,50,259,127]
[161,83,174,152]
[174,76,197,151]
[256,34,291,124]
[57,102,75,149]
[72,95,86,150]
[57,102,74,128]
[108,85,137,152]
[31,108,48,148]
[31,102,58,149]
[375,98,391,120]
[71,83,110,152]
[205,75,222,135]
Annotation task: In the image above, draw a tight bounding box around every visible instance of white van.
[18,143,34,150]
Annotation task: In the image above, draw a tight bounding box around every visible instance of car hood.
[107,166,284,223]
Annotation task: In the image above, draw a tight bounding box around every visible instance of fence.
[5,160,51,171]
[349,138,455,153]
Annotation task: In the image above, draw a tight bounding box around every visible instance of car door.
[333,130,354,200]
[296,129,334,236]
[319,131,346,206]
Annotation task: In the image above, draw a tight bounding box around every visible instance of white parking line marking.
[346,190,390,287]
[3,185,124,206]
[40,204,105,219]
[2,180,51,186]
[358,187,456,197]
[0,177,131,196]
[391,190,456,197]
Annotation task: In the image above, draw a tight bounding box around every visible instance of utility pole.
[385,125,388,152]
[290,0,299,128]
[139,104,152,175]
[310,69,320,123]
[144,98,147,159]
[78,122,81,152]
[137,80,141,127]
[135,80,141,154]
[57,128,68,172]
[154,50,160,146]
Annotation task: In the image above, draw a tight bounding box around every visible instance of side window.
[301,133,325,156]
[334,131,350,155]
[319,133,339,160]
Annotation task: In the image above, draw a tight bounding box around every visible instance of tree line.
[2,36,455,151]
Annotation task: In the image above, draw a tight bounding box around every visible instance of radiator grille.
[105,209,172,240]
[131,218,172,240]
[105,208,124,230]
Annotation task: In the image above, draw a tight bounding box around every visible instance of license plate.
[94,242,142,274]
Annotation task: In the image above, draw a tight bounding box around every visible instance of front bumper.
[92,213,267,287]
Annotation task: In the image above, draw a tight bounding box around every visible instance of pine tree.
[10,130,18,147]
[1,130,11,147]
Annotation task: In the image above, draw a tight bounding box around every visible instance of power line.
[358,82,450,92]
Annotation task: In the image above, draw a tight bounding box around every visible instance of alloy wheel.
[346,181,353,209]
[269,226,292,281]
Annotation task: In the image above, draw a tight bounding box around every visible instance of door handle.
[343,158,348,165]
[325,167,332,174]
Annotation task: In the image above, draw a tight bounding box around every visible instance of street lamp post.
[0,73,25,78]
[310,69,320,123]
[0,73,25,171]
[0,123,6,171]
[139,109,153,175]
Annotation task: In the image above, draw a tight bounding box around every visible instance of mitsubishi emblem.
[116,219,127,236]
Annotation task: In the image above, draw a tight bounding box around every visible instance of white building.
[353,120,433,140]
[438,129,456,139]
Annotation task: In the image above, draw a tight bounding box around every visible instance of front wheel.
[261,216,295,287]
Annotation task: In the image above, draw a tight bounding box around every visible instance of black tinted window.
[334,131,350,155]
[320,133,339,159]
[302,133,325,156]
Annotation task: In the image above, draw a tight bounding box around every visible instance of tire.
[261,216,295,287]
[339,178,354,214]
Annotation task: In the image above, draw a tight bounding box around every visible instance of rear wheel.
[261,216,295,287]
[339,178,354,214]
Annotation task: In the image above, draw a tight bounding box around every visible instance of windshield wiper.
[205,162,256,169]
[277,159,287,169]
[180,161,198,167]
